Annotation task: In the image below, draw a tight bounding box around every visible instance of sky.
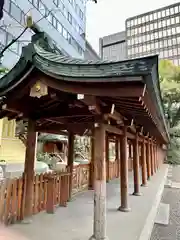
[86,0,180,53]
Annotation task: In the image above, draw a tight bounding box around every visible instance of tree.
[0,0,4,20]
[159,59,180,164]
[159,60,180,128]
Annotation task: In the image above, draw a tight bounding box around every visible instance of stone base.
[89,235,108,240]
[117,206,131,212]
[21,218,33,224]
[132,192,142,196]
[148,177,151,181]
[141,183,148,187]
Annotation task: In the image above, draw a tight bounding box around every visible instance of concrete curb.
[138,165,169,240]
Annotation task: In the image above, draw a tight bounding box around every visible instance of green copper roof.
[0,32,158,93]
[0,31,168,141]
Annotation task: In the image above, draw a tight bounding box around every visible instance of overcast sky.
[86,0,180,53]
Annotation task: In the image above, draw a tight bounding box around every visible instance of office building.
[126,2,180,65]
[99,31,126,61]
[1,0,86,69]
[84,40,100,60]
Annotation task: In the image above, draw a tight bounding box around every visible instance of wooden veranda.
[0,32,168,239]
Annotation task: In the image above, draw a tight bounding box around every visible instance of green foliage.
[160,60,180,165]
[37,152,52,165]
[0,67,8,77]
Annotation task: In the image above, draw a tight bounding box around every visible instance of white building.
[1,0,87,69]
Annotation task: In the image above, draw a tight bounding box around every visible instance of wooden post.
[46,175,55,214]
[118,126,131,212]
[132,133,141,196]
[146,139,151,180]
[23,119,37,221]
[90,124,108,240]
[116,138,120,178]
[150,140,154,176]
[106,134,109,182]
[67,132,74,200]
[153,144,156,173]
[89,134,95,189]
[128,142,132,171]
[156,144,159,170]
[141,137,147,187]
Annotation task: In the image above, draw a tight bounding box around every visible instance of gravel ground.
[151,166,180,240]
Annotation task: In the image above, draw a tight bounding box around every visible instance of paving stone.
[10,165,168,240]
[155,203,169,225]
[164,179,172,188]
[151,165,180,240]
[171,182,180,189]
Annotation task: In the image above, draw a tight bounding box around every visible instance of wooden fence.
[0,171,70,225]
[72,164,90,195]
[0,162,119,225]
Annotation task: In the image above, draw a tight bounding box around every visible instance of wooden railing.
[0,162,120,225]
[109,161,118,180]
[0,171,70,225]
[72,164,90,195]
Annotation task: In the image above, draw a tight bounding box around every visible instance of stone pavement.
[151,165,180,240]
[10,165,168,240]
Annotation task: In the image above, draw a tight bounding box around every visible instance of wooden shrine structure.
[0,32,169,239]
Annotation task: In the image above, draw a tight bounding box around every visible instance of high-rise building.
[1,0,86,69]
[126,2,180,65]
[99,31,126,61]
[84,40,100,60]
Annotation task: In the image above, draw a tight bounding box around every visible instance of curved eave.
[0,58,34,95]
[33,43,155,79]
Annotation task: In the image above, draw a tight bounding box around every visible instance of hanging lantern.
[30,81,48,98]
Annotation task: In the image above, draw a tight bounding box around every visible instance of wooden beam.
[36,122,94,134]
[42,77,144,98]
[78,95,102,115]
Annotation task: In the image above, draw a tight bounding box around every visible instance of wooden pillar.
[67,132,74,200]
[116,138,120,178]
[156,144,159,170]
[89,134,95,190]
[90,124,108,240]
[150,140,154,176]
[23,119,37,219]
[153,144,157,173]
[118,126,131,212]
[106,134,110,182]
[132,133,141,196]
[146,139,151,180]
[141,137,147,187]
[128,142,132,171]
[128,142,131,158]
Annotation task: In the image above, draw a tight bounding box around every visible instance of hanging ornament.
[30,81,48,98]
